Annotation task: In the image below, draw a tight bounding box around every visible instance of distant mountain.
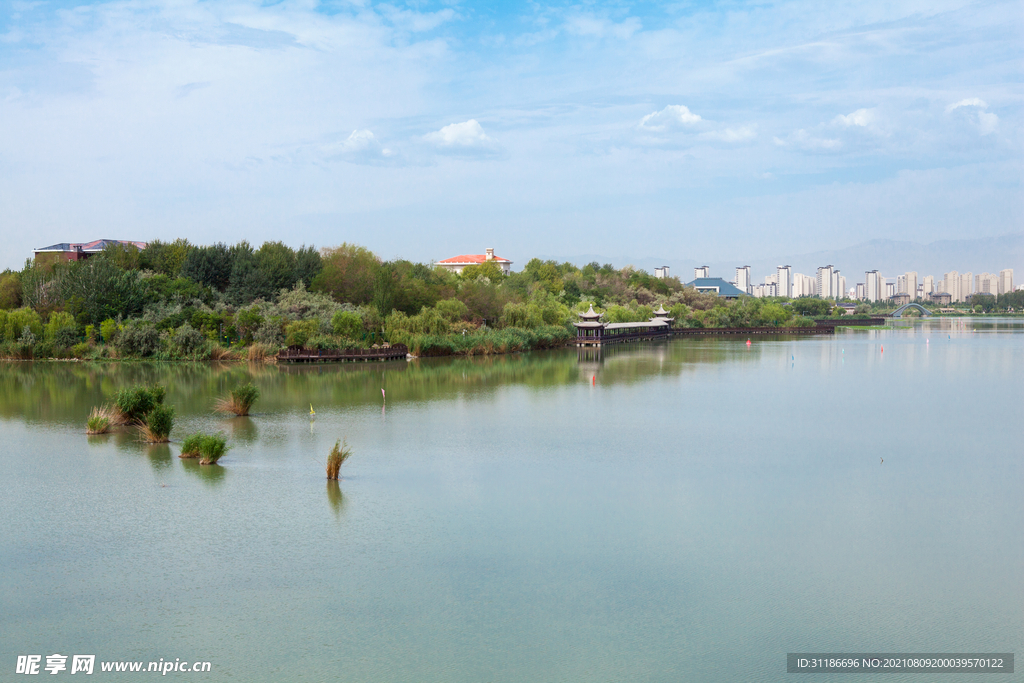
[539,233,1023,285]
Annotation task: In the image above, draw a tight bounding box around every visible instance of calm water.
[1,318,1021,682]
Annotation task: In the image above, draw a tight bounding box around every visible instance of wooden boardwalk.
[277,344,409,363]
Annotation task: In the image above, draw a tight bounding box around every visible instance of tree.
[0,270,22,309]
[226,241,273,304]
[312,243,380,305]
[256,241,298,294]
[294,245,323,289]
[140,238,192,277]
[180,243,232,291]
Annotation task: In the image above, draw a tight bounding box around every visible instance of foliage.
[790,298,834,316]
[45,311,77,342]
[86,406,115,435]
[171,322,207,357]
[312,243,380,305]
[0,270,22,309]
[2,308,42,342]
[285,319,319,347]
[140,238,192,277]
[116,322,161,357]
[100,318,118,344]
[326,439,352,480]
[331,310,363,339]
[179,242,232,291]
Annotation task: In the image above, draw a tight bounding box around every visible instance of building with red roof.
[436,248,512,275]
[33,239,148,265]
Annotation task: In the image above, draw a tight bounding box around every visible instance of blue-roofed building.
[687,277,745,298]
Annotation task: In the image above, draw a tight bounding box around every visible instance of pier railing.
[277,344,409,363]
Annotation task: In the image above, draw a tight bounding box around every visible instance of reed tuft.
[214,383,260,416]
[198,434,229,465]
[138,404,175,443]
[179,433,203,458]
[326,439,352,480]
[85,406,116,434]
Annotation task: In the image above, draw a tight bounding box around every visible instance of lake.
[1,318,1021,682]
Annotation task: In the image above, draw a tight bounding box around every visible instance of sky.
[0,0,1021,272]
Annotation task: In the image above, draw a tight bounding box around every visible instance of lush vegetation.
[198,434,229,465]
[180,433,204,458]
[4,240,1018,361]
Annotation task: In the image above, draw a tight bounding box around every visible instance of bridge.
[891,303,933,318]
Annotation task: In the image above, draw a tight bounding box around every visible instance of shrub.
[117,323,160,357]
[284,319,318,347]
[53,326,79,348]
[3,308,42,343]
[331,310,363,339]
[17,325,37,346]
[71,342,92,359]
[179,433,203,458]
[198,434,229,465]
[215,383,260,416]
[326,439,352,480]
[254,320,284,346]
[171,322,206,357]
[100,318,119,344]
[139,404,174,443]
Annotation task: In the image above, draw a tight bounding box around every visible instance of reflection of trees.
[0,338,768,422]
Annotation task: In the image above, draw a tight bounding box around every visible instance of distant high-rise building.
[856,283,866,300]
[777,266,792,298]
[976,273,999,296]
[792,273,816,297]
[941,271,960,302]
[695,266,710,279]
[960,272,974,303]
[816,265,835,299]
[885,282,896,299]
[865,270,884,302]
[917,283,925,299]
[904,272,918,300]
[838,275,847,299]
[896,274,906,295]
[999,269,1014,294]
[923,275,935,296]
[654,266,670,279]
[735,266,751,294]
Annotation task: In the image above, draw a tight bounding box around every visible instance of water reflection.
[325,480,346,518]
[223,416,258,445]
[180,458,226,486]
[145,443,173,470]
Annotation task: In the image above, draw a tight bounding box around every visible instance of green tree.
[0,270,21,309]
[180,243,232,291]
[311,243,380,305]
[256,241,298,293]
[140,238,193,277]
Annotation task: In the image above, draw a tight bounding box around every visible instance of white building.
[777,265,792,298]
[735,266,751,294]
[856,283,866,300]
[865,270,884,302]
[960,272,974,302]
[923,275,935,296]
[999,269,1014,294]
[694,266,710,279]
[975,273,999,296]
[940,271,961,302]
[792,273,816,298]
[654,266,670,279]
[436,248,513,275]
[816,265,835,299]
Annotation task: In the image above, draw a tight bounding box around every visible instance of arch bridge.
[891,303,933,318]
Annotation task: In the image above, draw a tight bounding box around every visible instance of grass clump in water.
[138,404,174,443]
[86,406,116,434]
[198,434,229,465]
[113,384,165,424]
[179,433,203,458]
[326,439,352,480]
[215,383,260,416]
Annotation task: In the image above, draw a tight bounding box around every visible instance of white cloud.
[946,98,987,112]
[788,129,843,151]
[378,5,456,33]
[945,98,998,135]
[423,119,502,157]
[327,130,394,164]
[639,105,702,132]
[833,108,875,127]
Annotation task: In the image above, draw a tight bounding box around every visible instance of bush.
[117,323,160,357]
[172,322,207,357]
[86,406,116,434]
[254,320,284,346]
[198,434,229,465]
[17,325,37,347]
[331,310,363,339]
[71,342,92,358]
[284,319,318,347]
[139,404,174,443]
[3,308,42,343]
[100,318,118,344]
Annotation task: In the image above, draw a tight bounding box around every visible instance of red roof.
[437,254,511,264]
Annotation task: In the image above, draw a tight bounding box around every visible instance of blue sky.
[0,0,1020,271]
